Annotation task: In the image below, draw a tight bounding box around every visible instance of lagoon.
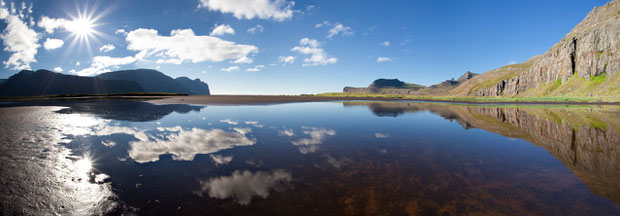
[0,100,618,215]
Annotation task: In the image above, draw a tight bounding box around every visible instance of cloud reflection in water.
[129,127,255,163]
[198,170,292,205]
[291,127,336,154]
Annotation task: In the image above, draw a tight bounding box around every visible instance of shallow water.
[0,100,618,215]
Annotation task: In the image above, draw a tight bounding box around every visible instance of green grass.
[590,72,606,83]
[314,92,609,103]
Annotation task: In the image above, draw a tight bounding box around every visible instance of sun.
[66,18,94,38]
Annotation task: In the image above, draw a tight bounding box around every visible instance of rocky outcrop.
[454,0,620,97]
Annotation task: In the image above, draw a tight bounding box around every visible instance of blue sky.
[0,0,611,94]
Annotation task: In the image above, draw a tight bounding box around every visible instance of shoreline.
[147,95,620,106]
[1,95,619,106]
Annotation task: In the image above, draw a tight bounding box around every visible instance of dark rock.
[174,77,210,95]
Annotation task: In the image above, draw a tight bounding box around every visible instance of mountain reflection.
[198,170,292,205]
[0,99,204,122]
[344,101,620,203]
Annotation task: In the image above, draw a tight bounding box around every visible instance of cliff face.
[344,101,620,204]
[453,0,620,99]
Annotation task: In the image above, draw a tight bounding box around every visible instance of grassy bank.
[312,92,615,103]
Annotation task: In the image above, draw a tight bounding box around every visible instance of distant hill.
[0,70,144,96]
[343,72,477,95]
[0,69,211,97]
[452,0,619,100]
[175,77,211,95]
[97,69,191,94]
[0,79,6,84]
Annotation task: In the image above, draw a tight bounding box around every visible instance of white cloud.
[198,0,294,21]
[0,8,9,19]
[126,28,258,65]
[129,128,255,163]
[327,23,353,39]
[99,44,115,52]
[376,57,392,62]
[374,133,390,138]
[37,16,67,33]
[198,170,292,205]
[232,127,252,135]
[291,126,336,154]
[221,66,240,72]
[74,55,137,76]
[210,154,233,166]
[52,67,63,72]
[75,61,80,66]
[508,61,517,65]
[233,56,253,64]
[114,29,127,35]
[278,55,295,64]
[244,121,263,128]
[315,21,329,29]
[246,64,265,72]
[210,24,235,36]
[220,119,239,125]
[291,38,337,66]
[381,41,390,47]
[43,38,63,50]
[0,5,40,70]
[278,129,294,136]
[247,24,264,34]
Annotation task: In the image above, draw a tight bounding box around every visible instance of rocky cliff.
[452,0,620,99]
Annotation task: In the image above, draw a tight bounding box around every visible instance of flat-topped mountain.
[0,69,210,97]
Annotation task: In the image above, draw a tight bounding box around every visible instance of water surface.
[0,100,618,215]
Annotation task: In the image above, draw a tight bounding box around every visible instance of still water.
[0,100,618,215]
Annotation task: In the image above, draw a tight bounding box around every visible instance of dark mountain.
[96,69,190,94]
[175,77,211,95]
[343,72,477,95]
[0,70,144,97]
[0,69,211,97]
[369,79,406,88]
[0,79,6,84]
